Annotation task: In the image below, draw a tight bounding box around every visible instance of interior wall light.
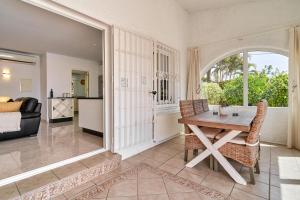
[2,69,11,80]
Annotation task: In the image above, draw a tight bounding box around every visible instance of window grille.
[155,43,179,105]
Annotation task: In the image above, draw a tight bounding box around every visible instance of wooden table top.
[178,110,256,132]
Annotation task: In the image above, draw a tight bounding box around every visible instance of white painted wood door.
[113,27,154,152]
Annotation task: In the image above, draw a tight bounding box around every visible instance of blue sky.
[248,51,288,72]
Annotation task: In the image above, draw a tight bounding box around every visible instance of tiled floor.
[61,135,300,200]
[0,135,299,200]
[0,116,103,180]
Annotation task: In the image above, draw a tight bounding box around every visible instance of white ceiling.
[0,0,102,63]
[175,0,264,13]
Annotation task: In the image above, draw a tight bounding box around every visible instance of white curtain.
[187,47,201,100]
[288,27,300,150]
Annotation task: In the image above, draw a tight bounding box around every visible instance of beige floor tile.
[142,158,164,168]
[125,154,147,166]
[235,181,269,199]
[280,182,300,200]
[177,169,206,184]
[64,181,95,199]
[52,194,67,200]
[141,149,174,162]
[80,154,107,168]
[159,163,184,175]
[271,174,280,187]
[92,189,109,199]
[52,162,87,179]
[139,168,161,179]
[163,157,186,169]
[239,167,269,184]
[0,183,20,199]
[108,179,137,197]
[230,187,266,200]
[138,178,167,196]
[201,172,234,195]
[107,197,138,200]
[168,192,201,200]
[16,171,59,194]
[139,194,169,200]
[270,186,281,200]
[163,178,194,194]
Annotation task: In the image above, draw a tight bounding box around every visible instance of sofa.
[0,97,42,141]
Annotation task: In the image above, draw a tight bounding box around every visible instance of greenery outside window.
[201,51,288,107]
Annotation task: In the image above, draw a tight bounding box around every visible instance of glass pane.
[201,53,244,106]
[248,51,288,107]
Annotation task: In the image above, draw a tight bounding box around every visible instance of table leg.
[187,125,247,185]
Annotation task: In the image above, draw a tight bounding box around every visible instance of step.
[0,152,121,200]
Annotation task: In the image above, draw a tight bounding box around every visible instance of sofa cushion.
[21,112,41,119]
[0,102,22,112]
[15,97,38,113]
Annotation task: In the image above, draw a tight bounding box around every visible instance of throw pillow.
[0,102,23,112]
[0,96,11,103]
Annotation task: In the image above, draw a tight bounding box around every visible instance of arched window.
[201,50,288,107]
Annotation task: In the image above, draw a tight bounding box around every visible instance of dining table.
[178,109,256,185]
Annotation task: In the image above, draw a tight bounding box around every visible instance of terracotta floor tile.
[230,187,266,200]
[108,179,137,197]
[235,181,269,199]
[163,177,194,194]
[52,162,87,179]
[64,181,95,199]
[0,183,20,199]
[168,192,201,200]
[16,171,59,195]
[138,178,167,196]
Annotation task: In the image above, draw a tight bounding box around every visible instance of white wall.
[0,58,40,100]
[51,0,189,99]
[188,0,300,71]
[46,52,100,98]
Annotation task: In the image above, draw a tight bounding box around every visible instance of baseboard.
[117,141,156,160]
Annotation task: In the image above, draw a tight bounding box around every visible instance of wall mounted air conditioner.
[0,50,37,65]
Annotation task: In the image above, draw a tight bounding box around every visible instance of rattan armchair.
[180,100,222,163]
[216,100,268,184]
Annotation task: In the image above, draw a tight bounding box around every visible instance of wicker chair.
[216,100,268,184]
[180,100,222,163]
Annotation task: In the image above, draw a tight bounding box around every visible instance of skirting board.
[0,148,107,187]
[117,141,156,160]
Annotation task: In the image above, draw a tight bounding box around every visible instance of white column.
[243,51,249,106]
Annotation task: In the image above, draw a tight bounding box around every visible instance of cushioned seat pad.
[199,127,223,139]
[215,130,247,145]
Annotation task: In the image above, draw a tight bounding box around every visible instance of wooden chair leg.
[255,161,260,174]
[184,150,188,162]
[193,149,198,156]
[249,167,255,184]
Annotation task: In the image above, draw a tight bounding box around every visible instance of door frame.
[0,0,113,187]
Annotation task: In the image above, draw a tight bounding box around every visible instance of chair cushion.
[21,112,41,119]
[15,97,38,113]
[215,130,247,145]
[200,127,223,139]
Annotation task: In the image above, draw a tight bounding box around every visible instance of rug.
[71,163,231,200]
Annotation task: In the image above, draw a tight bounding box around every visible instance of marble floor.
[0,117,103,180]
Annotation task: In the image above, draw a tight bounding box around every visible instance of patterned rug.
[71,163,231,200]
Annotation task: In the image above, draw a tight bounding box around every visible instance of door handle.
[149,91,157,95]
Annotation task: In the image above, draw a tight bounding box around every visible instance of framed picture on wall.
[20,79,32,92]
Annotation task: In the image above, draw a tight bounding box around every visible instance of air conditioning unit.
[0,50,37,65]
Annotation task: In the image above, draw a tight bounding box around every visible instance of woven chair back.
[246,100,268,144]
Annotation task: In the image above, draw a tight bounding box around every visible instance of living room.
[0,0,105,182]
